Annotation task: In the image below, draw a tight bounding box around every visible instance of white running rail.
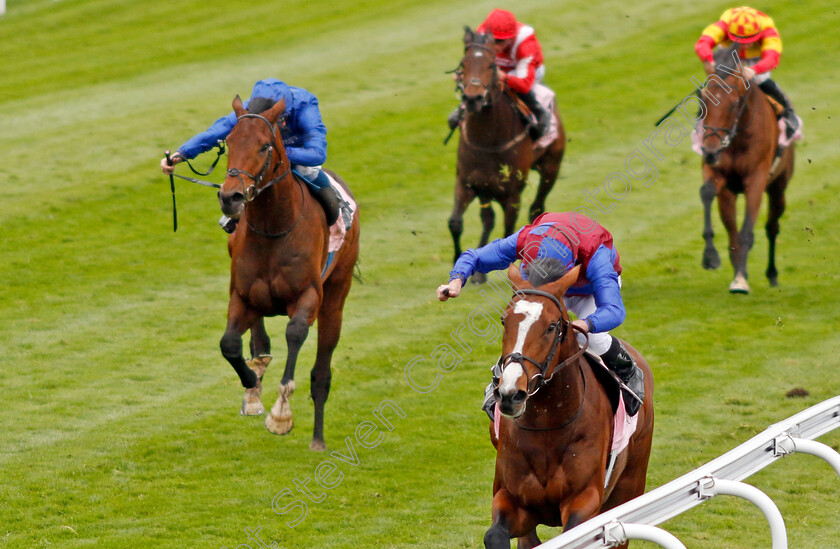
[537,395,840,549]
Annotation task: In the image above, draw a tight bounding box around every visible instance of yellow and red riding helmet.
[727,6,762,43]
[483,9,517,40]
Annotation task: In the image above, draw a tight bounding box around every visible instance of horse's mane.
[524,258,569,288]
[247,96,276,114]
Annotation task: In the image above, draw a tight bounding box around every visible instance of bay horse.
[218,95,360,450]
[485,262,653,549]
[699,46,794,294]
[450,28,565,283]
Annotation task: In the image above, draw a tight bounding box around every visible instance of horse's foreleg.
[700,175,721,270]
[516,530,541,549]
[242,318,272,416]
[560,486,603,532]
[265,311,313,436]
[729,176,765,293]
[716,188,742,291]
[449,181,475,264]
[486,488,535,548]
[220,293,260,390]
[765,181,787,287]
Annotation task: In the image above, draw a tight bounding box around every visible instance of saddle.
[583,351,622,414]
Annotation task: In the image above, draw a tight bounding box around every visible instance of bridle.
[224,113,291,202]
[456,41,499,111]
[496,289,589,398]
[702,91,748,151]
[451,40,531,153]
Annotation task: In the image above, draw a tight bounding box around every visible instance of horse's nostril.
[512,390,527,404]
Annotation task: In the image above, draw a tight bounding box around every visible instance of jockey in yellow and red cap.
[694,6,799,138]
[448,9,551,140]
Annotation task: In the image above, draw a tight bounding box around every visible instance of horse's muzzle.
[463,92,488,113]
[218,190,245,218]
[702,148,722,166]
[495,387,527,418]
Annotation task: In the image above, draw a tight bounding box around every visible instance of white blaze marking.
[499,300,543,395]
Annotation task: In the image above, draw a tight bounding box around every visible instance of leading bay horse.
[699,46,794,294]
[485,262,653,549]
[450,28,565,283]
[218,95,360,450]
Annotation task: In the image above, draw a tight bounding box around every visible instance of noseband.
[497,289,589,397]
[225,113,291,201]
[702,93,748,151]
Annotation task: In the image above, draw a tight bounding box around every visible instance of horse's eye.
[546,324,555,334]
[500,317,505,326]
[260,143,271,153]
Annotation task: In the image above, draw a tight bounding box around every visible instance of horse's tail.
[352,260,364,284]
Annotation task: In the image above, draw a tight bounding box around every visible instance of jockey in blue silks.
[437,211,645,417]
[160,78,351,232]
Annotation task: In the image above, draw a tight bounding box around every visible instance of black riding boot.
[518,90,551,141]
[759,79,799,140]
[601,337,645,416]
[312,185,340,227]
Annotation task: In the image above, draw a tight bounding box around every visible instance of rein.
[702,91,749,150]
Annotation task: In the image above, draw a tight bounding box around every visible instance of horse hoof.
[769,278,779,287]
[729,277,750,294]
[702,250,721,270]
[265,413,294,435]
[241,387,265,416]
[471,272,487,285]
[309,439,327,452]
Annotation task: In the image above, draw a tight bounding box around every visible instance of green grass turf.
[1,0,839,547]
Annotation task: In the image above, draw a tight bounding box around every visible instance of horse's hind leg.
[765,179,787,286]
[700,172,721,270]
[449,181,476,264]
[242,319,271,416]
[471,198,496,284]
[529,155,561,222]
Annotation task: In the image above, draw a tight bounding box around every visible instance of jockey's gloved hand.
[160,152,184,175]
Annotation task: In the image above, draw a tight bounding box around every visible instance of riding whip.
[654,89,700,127]
[165,150,178,232]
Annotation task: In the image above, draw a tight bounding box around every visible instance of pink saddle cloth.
[533,83,560,150]
[325,173,356,254]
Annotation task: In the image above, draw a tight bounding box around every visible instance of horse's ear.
[264,98,286,125]
[233,95,246,117]
[507,263,532,289]
[463,26,474,45]
[542,265,581,299]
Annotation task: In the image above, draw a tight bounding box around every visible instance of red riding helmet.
[727,6,762,44]
[483,9,517,40]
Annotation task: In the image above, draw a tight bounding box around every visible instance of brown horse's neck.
[464,87,524,146]
[244,160,305,237]
[729,85,777,155]
[517,339,588,431]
